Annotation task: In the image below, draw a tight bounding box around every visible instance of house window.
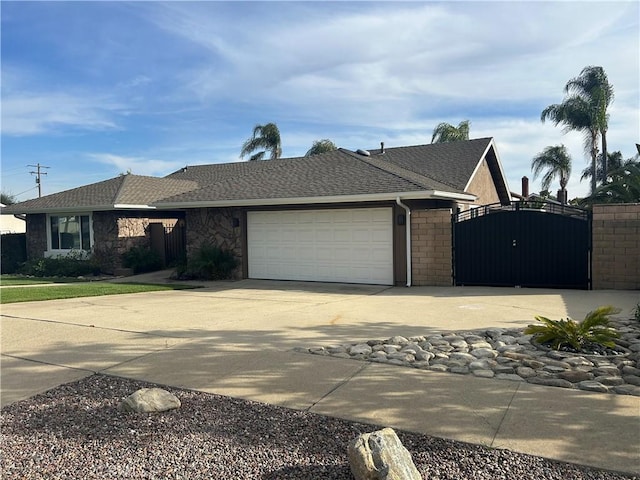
[49,215,92,251]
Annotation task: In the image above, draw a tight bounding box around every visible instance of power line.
[27,164,50,198]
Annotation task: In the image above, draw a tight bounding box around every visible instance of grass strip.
[0,275,90,286]
[0,283,197,304]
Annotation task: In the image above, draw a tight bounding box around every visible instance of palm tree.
[541,66,614,195]
[583,161,640,205]
[240,123,282,161]
[565,66,614,181]
[541,96,597,194]
[431,120,470,143]
[531,145,572,204]
[581,151,624,184]
[305,139,337,157]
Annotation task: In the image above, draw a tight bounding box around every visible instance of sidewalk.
[2,281,639,475]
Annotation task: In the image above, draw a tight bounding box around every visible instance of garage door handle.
[512,239,517,247]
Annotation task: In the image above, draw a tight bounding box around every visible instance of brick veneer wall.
[411,208,452,286]
[592,204,640,290]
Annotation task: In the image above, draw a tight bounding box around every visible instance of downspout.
[396,197,412,287]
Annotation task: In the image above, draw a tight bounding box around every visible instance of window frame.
[46,213,94,255]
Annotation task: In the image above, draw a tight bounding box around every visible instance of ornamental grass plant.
[524,305,621,352]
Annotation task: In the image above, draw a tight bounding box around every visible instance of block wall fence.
[411,203,639,290]
[592,204,640,290]
[411,208,452,286]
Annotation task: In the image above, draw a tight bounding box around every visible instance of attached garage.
[247,207,394,285]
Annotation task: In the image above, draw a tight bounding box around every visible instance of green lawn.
[0,282,197,304]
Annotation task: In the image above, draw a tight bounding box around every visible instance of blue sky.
[2,1,639,201]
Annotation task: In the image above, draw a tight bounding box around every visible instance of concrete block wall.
[411,208,452,286]
[592,204,640,290]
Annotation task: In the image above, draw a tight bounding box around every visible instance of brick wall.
[411,208,452,286]
[592,204,640,290]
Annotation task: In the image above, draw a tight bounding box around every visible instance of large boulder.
[118,388,181,413]
[348,427,421,480]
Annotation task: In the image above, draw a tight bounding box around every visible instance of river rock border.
[297,318,640,396]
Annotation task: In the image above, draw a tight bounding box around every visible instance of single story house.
[2,138,511,286]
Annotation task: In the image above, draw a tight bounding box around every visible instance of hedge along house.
[3,138,511,286]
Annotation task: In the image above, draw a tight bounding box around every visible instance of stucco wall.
[466,159,500,206]
[411,208,452,286]
[185,208,244,279]
[592,204,640,290]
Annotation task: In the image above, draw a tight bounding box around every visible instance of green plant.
[178,244,238,280]
[121,246,163,274]
[20,250,99,277]
[524,305,621,351]
[634,303,640,322]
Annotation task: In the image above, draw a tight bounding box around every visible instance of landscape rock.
[302,318,638,396]
[348,427,421,480]
[577,381,609,393]
[118,388,181,413]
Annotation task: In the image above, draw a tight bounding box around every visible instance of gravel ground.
[1,374,636,480]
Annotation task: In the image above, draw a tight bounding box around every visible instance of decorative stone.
[527,377,574,388]
[622,365,640,376]
[522,359,545,369]
[469,359,496,371]
[387,336,408,345]
[449,352,476,363]
[623,375,640,386]
[613,385,640,396]
[592,366,621,377]
[348,427,421,480]
[450,366,470,374]
[558,370,593,383]
[350,344,373,355]
[471,348,498,359]
[577,381,609,393]
[118,388,180,413]
[542,365,567,374]
[594,376,625,386]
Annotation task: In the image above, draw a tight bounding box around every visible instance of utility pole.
[28,164,50,198]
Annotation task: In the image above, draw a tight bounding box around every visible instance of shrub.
[121,246,163,274]
[524,305,621,351]
[177,244,238,280]
[20,250,99,277]
[634,303,640,322]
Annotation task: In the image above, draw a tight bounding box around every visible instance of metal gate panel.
[453,202,590,289]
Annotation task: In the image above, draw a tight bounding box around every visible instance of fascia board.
[113,204,156,210]
[153,191,476,209]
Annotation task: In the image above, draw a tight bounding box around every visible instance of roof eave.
[4,204,154,215]
[153,191,476,209]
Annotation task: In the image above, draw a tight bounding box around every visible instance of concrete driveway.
[1,278,639,474]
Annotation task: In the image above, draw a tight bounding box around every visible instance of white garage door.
[247,208,394,285]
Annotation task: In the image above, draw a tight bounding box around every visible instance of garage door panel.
[247,208,393,285]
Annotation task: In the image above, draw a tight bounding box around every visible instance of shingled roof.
[2,175,199,214]
[4,138,510,214]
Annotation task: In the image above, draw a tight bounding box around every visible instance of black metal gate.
[453,201,591,289]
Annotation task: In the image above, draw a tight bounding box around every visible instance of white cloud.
[88,153,183,177]
[1,92,122,136]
